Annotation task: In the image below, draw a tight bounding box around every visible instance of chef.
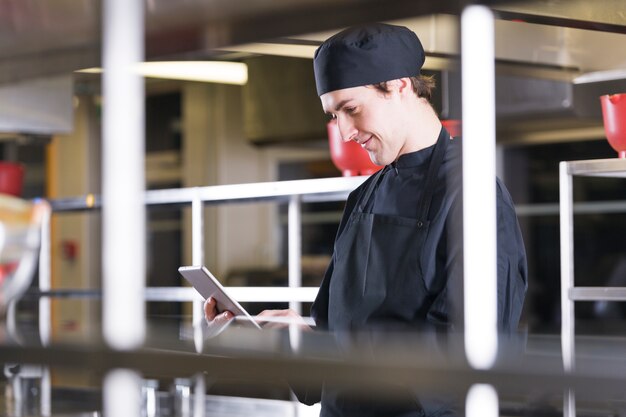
[206,22,528,417]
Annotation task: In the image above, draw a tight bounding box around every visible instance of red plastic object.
[442,119,461,137]
[600,94,626,158]
[0,162,24,197]
[327,120,381,176]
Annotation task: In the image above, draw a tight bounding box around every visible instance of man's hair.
[371,75,436,101]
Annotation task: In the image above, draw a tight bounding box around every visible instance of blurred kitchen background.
[2,0,626,355]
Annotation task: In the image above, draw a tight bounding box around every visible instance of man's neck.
[398,100,442,157]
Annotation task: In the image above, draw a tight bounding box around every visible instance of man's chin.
[368,154,386,166]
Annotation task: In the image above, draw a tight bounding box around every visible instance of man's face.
[320,83,407,166]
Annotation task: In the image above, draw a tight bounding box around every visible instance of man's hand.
[203,297,234,336]
[255,309,313,331]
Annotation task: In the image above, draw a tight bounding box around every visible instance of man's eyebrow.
[334,99,353,112]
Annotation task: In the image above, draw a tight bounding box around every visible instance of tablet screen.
[178,265,261,329]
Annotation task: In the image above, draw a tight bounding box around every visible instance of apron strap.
[415,127,449,225]
[356,167,387,213]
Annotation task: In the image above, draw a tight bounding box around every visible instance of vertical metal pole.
[39,191,52,417]
[102,0,144,413]
[461,5,498,370]
[41,367,51,417]
[191,192,207,414]
[288,195,302,315]
[38,204,51,347]
[559,161,576,417]
[102,0,145,350]
[104,370,142,417]
[193,374,206,417]
[466,384,499,417]
[288,194,303,411]
[192,190,205,267]
[191,192,205,354]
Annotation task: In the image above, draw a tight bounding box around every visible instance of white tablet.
[178,265,261,329]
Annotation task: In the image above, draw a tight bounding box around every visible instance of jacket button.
[417,220,424,228]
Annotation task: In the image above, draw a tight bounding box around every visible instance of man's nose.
[337,116,357,143]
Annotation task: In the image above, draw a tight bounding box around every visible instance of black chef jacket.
[312,128,527,332]
[297,127,528,416]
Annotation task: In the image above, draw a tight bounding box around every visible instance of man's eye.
[327,113,337,120]
[345,107,356,114]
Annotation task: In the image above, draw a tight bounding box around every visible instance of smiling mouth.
[358,136,373,149]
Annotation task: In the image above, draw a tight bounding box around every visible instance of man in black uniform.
[310,22,526,333]
[205,22,528,417]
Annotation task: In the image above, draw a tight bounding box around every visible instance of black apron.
[328,129,449,331]
[320,130,453,417]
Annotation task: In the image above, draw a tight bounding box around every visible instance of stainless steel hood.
[3,0,626,140]
[3,0,626,86]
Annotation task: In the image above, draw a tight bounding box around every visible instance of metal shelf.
[569,287,626,301]
[559,157,626,417]
[564,158,626,178]
[50,176,368,212]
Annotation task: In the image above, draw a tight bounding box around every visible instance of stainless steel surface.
[0,75,73,134]
[3,0,626,90]
[493,0,626,33]
[565,158,626,177]
[569,287,626,301]
[1,333,626,399]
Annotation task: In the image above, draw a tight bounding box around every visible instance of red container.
[0,162,25,197]
[327,120,381,176]
[600,93,626,158]
[442,119,461,138]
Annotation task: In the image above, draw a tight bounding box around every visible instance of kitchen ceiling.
[3,0,626,86]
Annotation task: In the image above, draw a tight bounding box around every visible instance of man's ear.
[389,78,411,96]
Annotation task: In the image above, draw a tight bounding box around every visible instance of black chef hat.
[313,23,425,96]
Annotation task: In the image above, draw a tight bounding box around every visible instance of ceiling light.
[77,61,248,85]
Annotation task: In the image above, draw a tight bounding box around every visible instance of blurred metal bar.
[104,369,142,417]
[288,195,302,315]
[569,287,626,301]
[565,158,626,177]
[27,286,319,302]
[102,0,145,350]
[559,161,576,417]
[191,192,204,266]
[191,191,205,353]
[145,286,318,303]
[466,384,498,417]
[461,4,498,371]
[2,341,626,401]
[515,200,626,217]
[41,367,51,416]
[38,203,52,347]
[193,374,205,417]
[50,177,367,212]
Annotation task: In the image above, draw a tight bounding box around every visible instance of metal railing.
[38,176,369,350]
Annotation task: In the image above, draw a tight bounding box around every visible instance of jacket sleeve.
[425,179,528,333]
[495,179,528,332]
